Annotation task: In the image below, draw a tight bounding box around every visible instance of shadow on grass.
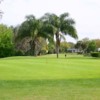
[0,78,100,100]
[0,78,100,89]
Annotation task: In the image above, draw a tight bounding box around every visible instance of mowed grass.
[0,54,100,100]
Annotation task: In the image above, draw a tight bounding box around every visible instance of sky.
[0,0,100,42]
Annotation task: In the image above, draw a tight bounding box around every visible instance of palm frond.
[65,26,78,39]
[60,13,69,20]
[59,32,66,41]
[25,15,35,21]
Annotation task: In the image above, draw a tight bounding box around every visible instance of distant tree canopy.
[75,38,97,53]
[94,39,100,48]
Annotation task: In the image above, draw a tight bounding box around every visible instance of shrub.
[77,51,83,54]
[15,50,24,56]
[40,50,46,55]
[91,52,100,57]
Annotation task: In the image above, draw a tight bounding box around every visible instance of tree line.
[1,12,100,58]
[0,13,78,58]
[75,38,100,58]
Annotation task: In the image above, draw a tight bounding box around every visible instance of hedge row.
[91,52,100,57]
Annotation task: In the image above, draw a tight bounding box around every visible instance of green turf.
[0,54,100,100]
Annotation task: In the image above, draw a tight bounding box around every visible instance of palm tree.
[41,13,78,58]
[17,15,42,56]
[17,15,51,56]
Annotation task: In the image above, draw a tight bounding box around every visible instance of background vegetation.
[0,21,100,58]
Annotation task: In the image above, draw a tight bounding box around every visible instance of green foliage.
[75,39,97,54]
[17,15,52,56]
[75,41,83,51]
[93,39,100,48]
[87,41,96,53]
[67,42,75,49]
[60,42,68,53]
[48,43,55,54]
[15,50,24,56]
[40,50,47,55]
[42,13,78,58]
[91,52,100,57]
[0,24,14,57]
[13,13,78,57]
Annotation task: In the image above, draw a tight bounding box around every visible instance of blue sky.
[0,0,100,42]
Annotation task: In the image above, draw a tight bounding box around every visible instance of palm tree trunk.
[56,32,60,58]
[30,40,34,56]
[30,37,38,56]
[56,44,59,58]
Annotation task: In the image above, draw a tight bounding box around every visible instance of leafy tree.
[67,42,75,49]
[75,41,83,52]
[0,24,14,57]
[48,43,55,54]
[60,42,68,53]
[94,39,100,48]
[39,38,48,55]
[75,38,97,54]
[75,38,90,53]
[87,40,96,53]
[41,13,78,58]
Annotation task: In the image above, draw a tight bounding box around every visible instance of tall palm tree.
[41,13,78,58]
